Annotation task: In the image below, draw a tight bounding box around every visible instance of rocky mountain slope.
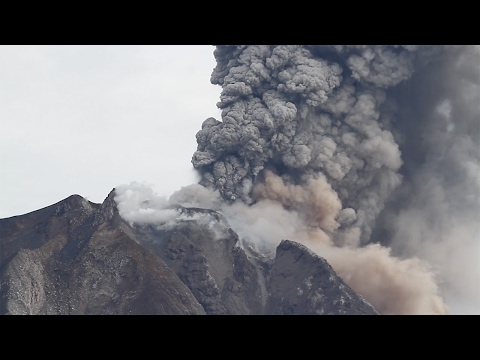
[0,190,378,315]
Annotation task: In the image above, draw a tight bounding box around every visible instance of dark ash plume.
[192,45,459,245]
[187,45,479,314]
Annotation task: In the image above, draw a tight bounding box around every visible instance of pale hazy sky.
[0,45,222,218]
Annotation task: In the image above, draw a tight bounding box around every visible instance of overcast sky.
[0,45,222,218]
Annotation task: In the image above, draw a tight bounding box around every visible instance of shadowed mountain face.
[0,192,205,315]
[267,240,378,315]
[0,191,378,315]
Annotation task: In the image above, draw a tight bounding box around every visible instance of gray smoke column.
[372,45,480,313]
[188,45,479,314]
[192,45,449,244]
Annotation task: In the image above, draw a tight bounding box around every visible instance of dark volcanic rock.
[131,209,266,315]
[1,191,379,315]
[0,191,205,315]
[266,240,378,315]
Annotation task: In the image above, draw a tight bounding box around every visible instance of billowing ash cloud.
[191,45,457,245]
[116,45,479,314]
[187,45,479,314]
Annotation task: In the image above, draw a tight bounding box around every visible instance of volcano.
[0,190,377,315]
